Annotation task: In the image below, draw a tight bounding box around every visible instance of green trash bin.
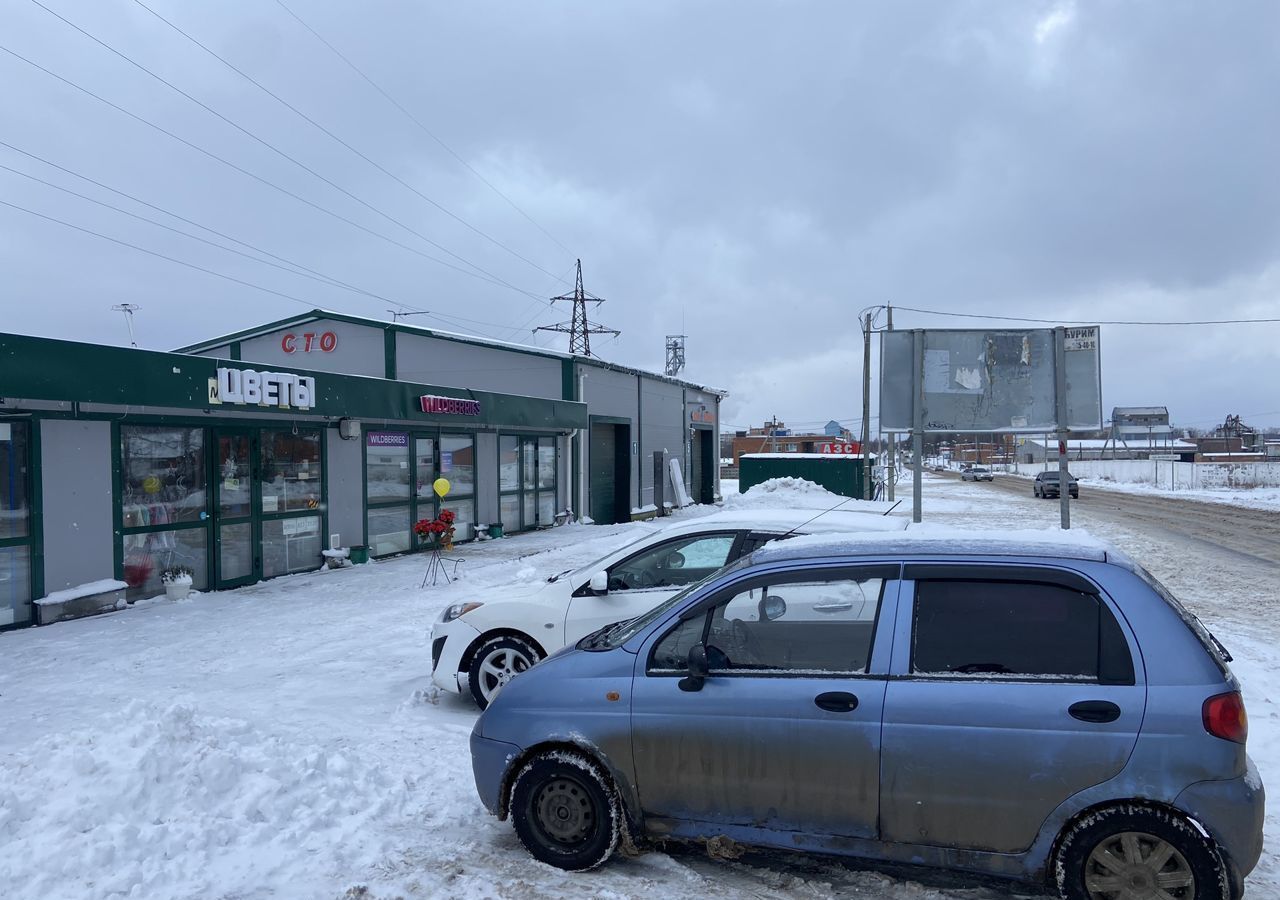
[349,545,369,564]
[488,523,504,539]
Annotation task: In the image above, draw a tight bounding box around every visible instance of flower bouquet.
[413,508,457,552]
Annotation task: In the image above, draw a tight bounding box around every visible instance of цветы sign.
[419,394,480,416]
[211,368,316,410]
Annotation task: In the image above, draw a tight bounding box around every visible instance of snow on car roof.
[752,524,1114,564]
[665,507,909,534]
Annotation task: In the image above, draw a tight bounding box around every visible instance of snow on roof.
[676,508,907,533]
[752,525,1114,564]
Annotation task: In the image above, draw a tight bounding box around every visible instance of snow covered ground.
[1,478,1274,900]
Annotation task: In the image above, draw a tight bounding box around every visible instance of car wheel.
[1054,804,1230,900]
[510,750,621,871]
[468,635,541,709]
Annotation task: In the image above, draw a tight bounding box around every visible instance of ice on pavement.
[0,474,1274,899]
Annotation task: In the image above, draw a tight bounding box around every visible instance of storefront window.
[0,545,31,628]
[440,434,475,496]
[122,527,208,600]
[0,421,31,540]
[499,436,519,492]
[367,504,411,556]
[263,515,322,578]
[261,429,322,513]
[537,437,555,490]
[121,426,207,525]
[500,495,520,534]
[366,432,410,501]
[441,499,474,543]
[414,437,436,501]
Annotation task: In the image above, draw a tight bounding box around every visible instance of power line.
[273,0,574,260]
[1,198,345,312]
[127,0,567,285]
[0,161,548,340]
[7,13,542,304]
[892,305,1280,326]
[0,159,418,313]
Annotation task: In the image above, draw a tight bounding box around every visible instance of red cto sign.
[281,331,338,354]
[820,442,860,455]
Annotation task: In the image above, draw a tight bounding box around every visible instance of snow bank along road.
[965,470,1280,567]
[0,477,1275,900]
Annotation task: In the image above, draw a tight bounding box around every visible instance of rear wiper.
[1208,631,1233,663]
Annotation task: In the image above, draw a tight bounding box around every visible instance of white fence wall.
[1055,459,1280,490]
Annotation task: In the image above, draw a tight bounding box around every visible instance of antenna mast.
[111,303,140,347]
[534,259,619,356]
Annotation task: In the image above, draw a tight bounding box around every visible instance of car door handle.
[815,691,859,713]
[1068,700,1121,723]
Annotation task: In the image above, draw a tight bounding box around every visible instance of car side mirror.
[678,643,709,693]
[589,571,609,595]
[758,594,787,622]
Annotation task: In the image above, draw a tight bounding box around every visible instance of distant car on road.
[1034,470,1080,499]
[961,466,994,482]
[471,534,1263,898]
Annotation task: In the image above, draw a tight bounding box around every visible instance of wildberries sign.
[419,394,481,416]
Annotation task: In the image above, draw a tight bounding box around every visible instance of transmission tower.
[534,259,619,356]
[665,335,687,377]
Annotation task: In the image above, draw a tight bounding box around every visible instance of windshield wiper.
[547,568,574,583]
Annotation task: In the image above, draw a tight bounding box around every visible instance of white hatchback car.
[429,508,909,707]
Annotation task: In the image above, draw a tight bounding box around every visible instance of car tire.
[468,635,541,710]
[1053,803,1230,900]
[510,750,621,871]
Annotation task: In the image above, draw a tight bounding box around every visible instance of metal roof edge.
[174,308,728,397]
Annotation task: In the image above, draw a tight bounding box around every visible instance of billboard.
[880,327,1101,433]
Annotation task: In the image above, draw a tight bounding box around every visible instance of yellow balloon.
[432,477,451,498]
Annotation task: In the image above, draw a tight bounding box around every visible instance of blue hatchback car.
[470,534,1264,899]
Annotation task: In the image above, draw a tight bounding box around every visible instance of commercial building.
[0,311,722,630]
[730,417,856,464]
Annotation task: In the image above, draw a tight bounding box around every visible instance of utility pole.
[861,311,872,500]
[664,335,687,377]
[885,303,895,500]
[534,259,619,357]
[111,303,140,347]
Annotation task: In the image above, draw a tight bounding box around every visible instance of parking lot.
[1,475,1274,899]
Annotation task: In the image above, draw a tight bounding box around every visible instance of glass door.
[214,429,258,587]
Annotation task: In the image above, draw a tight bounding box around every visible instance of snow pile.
[35,579,128,606]
[722,478,900,515]
[0,702,403,900]
[723,477,844,509]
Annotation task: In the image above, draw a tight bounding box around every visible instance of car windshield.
[552,531,654,582]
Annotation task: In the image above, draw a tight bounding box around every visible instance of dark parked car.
[1035,470,1079,499]
[470,534,1262,897]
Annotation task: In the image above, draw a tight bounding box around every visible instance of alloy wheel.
[1084,831,1195,899]
[478,647,532,701]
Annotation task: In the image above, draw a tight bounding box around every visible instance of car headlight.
[440,601,484,623]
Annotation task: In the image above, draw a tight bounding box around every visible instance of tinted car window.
[651,576,885,675]
[912,580,1108,678]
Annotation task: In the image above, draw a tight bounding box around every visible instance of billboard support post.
[912,329,924,523]
[1053,326,1071,529]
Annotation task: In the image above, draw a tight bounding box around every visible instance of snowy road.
[0,477,1274,899]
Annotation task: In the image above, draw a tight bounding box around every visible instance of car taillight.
[1202,691,1248,743]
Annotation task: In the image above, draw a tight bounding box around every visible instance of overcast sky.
[3,1,1279,433]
